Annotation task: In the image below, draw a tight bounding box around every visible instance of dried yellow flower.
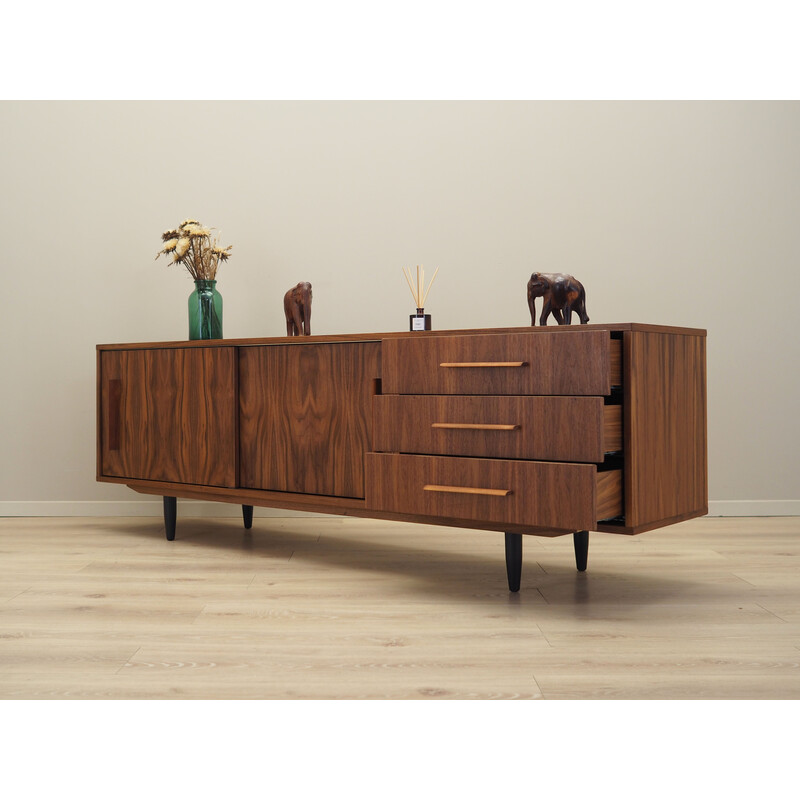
[175,237,191,258]
[183,224,211,237]
[157,219,231,280]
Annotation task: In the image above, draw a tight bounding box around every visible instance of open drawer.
[373,394,622,463]
[365,453,622,531]
[381,331,621,395]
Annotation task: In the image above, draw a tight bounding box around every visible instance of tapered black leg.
[573,530,589,571]
[164,496,177,541]
[242,505,254,530]
[505,532,523,592]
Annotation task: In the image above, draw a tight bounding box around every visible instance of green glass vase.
[188,279,223,340]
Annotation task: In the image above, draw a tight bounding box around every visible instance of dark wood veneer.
[373,395,621,463]
[99,347,237,487]
[97,323,707,588]
[624,330,708,530]
[238,342,380,498]
[365,453,622,531]
[382,331,613,395]
[96,322,704,352]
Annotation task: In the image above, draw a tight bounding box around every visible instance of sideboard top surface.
[97,322,707,351]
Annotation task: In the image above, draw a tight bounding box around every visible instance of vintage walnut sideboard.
[96,323,707,591]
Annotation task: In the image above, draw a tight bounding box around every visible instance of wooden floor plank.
[1,515,799,699]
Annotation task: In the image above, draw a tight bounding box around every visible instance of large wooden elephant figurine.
[527,272,589,326]
[284,281,312,336]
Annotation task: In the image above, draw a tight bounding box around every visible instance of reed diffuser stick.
[421,266,439,306]
[403,267,418,306]
[402,264,438,309]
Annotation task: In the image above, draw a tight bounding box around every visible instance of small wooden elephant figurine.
[527,272,589,326]
[284,281,312,336]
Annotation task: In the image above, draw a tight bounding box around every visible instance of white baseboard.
[707,500,800,517]
[0,501,321,518]
[1,500,798,518]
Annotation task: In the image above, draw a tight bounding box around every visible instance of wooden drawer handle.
[423,484,513,497]
[439,361,527,368]
[431,423,520,431]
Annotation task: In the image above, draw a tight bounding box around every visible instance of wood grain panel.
[373,395,616,462]
[381,331,612,395]
[97,322,705,352]
[596,470,624,520]
[624,330,707,529]
[366,453,620,531]
[239,342,380,498]
[107,379,121,451]
[94,324,705,541]
[118,477,598,536]
[609,338,622,385]
[99,348,237,487]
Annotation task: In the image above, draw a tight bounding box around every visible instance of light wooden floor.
[1,514,798,699]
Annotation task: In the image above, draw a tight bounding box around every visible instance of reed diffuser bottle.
[403,264,438,331]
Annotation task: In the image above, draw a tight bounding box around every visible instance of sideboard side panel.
[625,330,707,529]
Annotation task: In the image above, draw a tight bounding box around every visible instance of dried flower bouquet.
[156,218,232,280]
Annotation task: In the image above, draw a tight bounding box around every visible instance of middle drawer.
[373,395,621,463]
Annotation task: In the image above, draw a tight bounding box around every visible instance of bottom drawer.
[365,453,622,531]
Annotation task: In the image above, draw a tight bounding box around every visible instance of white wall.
[1,101,798,516]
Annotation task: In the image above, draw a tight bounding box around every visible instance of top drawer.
[382,331,619,395]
